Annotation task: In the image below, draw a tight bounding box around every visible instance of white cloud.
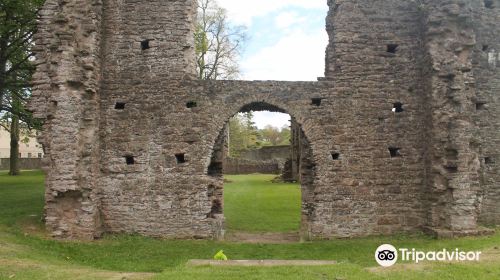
[241,29,328,81]
[217,0,327,26]
[275,11,306,29]
[253,111,290,129]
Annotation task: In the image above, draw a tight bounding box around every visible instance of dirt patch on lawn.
[187,259,337,266]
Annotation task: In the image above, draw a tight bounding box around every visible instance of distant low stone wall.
[0,158,42,170]
[239,145,291,161]
[224,158,281,175]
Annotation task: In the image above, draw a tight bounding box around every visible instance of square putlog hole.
[175,153,186,164]
[331,152,341,160]
[388,147,401,158]
[186,101,197,108]
[115,102,126,110]
[125,156,135,165]
[141,39,151,50]
[476,102,487,110]
[386,44,399,54]
[485,0,494,8]
[485,157,494,164]
[392,102,404,113]
[311,98,323,106]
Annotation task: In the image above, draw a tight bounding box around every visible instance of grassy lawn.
[224,174,300,233]
[0,171,499,279]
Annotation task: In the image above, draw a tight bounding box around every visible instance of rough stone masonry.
[29,0,500,240]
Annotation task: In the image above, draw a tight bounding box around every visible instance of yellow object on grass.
[214,250,228,260]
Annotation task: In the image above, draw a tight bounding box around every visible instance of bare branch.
[0,122,10,132]
[195,0,246,80]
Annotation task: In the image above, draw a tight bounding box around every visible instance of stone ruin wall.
[29,0,500,240]
[239,146,291,162]
[223,158,281,175]
[30,0,104,238]
[471,0,500,225]
[227,146,291,176]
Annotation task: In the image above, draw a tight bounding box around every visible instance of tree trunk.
[9,96,21,176]
[0,31,8,111]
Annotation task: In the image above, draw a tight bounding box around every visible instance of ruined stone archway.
[29,0,500,240]
[204,101,317,240]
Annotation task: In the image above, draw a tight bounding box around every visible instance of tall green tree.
[241,112,259,147]
[195,0,246,80]
[0,0,44,175]
[195,0,248,157]
[227,113,262,157]
[258,124,291,146]
[228,115,245,157]
[0,96,37,175]
[260,125,282,146]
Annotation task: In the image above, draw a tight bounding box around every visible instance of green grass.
[0,170,45,227]
[0,171,499,279]
[224,174,300,233]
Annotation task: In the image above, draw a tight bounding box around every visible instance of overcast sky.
[217,0,328,129]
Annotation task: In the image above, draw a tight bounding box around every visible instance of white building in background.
[0,127,44,158]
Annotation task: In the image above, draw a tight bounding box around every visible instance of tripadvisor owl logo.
[375,244,398,267]
[375,244,482,267]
